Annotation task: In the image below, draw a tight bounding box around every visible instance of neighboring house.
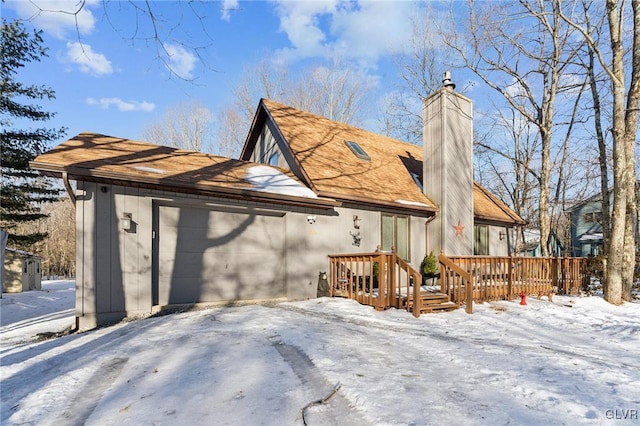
[2,247,42,293]
[31,78,524,330]
[517,229,563,257]
[567,181,640,257]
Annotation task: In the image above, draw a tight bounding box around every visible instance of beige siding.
[2,254,23,293]
[423,88,474,256]
[74,181,432,330]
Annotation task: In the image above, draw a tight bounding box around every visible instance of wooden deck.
[439,254,589,313]
[329,251,589,315]
[328,251,458,317]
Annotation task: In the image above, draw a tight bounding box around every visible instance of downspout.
[424,214,438,254]
[62,172,76,208]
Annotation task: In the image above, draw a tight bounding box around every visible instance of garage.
[153,203,286,306]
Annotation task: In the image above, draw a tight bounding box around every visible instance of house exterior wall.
[74,182,432,330]
[569,198,604,256]
[568,183,639,257]
[3,252,24,293]
[247,121,306,179]
[488,225,512,256]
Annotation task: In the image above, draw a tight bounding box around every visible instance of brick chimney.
[423,71,474,255]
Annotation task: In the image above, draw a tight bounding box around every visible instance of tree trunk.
[621,0,640,300]
[603,0,628,305]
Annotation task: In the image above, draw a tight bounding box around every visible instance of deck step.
[402,292,459,314]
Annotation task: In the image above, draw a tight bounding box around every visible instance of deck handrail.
[328,249,423,316]
[438,252,474,313]
[438,254,588,312]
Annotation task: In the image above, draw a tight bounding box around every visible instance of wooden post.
[387,252,394,308]
[507,255,513,300]
[413,271,421,318]
[465,274,473,314]
[376,252,385,311]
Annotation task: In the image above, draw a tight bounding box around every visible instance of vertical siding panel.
[77,182,96,316]
[111,187,125,312]
[124,187,141,312]
[95,184,112,312]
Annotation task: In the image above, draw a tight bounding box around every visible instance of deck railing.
[328,250,422,317]
[439,253,589,312]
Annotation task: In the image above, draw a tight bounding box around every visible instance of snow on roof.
[579,233,603,242]
[132,166,166,174]
[244,165,317,199]
[395,199,431,208]
[522,230,540,243]
[5,247,39,258]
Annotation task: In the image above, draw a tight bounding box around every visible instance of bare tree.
[380,7,454,143]
[444,1,585,257]
[557,0,639,303]
[23,1,219,79]
[217,56,376,158]
[142,100,215,153]
[26,199,75,277]
[474,104,540,251]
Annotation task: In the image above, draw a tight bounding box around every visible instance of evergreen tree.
[1,19,66,248]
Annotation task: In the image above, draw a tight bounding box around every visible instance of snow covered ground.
[1,280,639,425]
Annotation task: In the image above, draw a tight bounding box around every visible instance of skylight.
[344,140,370,161]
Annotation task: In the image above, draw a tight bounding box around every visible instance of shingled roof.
[243,99,524,225]
[30,132,339,209]
[243,99,436,214]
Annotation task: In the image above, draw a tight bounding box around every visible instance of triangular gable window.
[345,140,370,161]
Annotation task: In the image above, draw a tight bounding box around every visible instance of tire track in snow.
[55,357,128,425]
[271,338,368,425]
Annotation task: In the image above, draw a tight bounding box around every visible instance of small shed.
[2,248,42,293]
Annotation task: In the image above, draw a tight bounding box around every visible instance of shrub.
[421,251,439,276]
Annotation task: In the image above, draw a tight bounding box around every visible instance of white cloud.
[65,42,113,76]
[221,0,239,21]
[5,0,98,39]
[86,97,155,112]
[163,43,197,79]
[272,0,419,65]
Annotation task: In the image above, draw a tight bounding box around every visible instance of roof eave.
[474,214,527,227]
[30,162,341,210]
[316,190,438,215]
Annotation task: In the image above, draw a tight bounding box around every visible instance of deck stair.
[400,291,459,314]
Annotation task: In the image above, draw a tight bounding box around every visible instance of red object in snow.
[519,292,527,305]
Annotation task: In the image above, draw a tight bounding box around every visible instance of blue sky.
[3,0,448,149]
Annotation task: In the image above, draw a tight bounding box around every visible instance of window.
[345,140,371,161]
[381,214,410,260]
[583,211,603,224]
[474,225,489,255]
[410,171,423,191]
[268,152,278,166]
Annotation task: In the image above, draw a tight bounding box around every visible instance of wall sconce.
[353,215,361,229]
[307,215,316,224]
[499,230,506,240]
[120,213,133,231]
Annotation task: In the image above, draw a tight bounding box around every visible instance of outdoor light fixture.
[499,230,506,240]
[307,215,316,224]
[353,215,361,229]
[120,213,133,231]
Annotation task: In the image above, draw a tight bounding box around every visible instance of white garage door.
[156,204,285,306]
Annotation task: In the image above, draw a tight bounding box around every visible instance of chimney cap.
[442,71,456,90]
